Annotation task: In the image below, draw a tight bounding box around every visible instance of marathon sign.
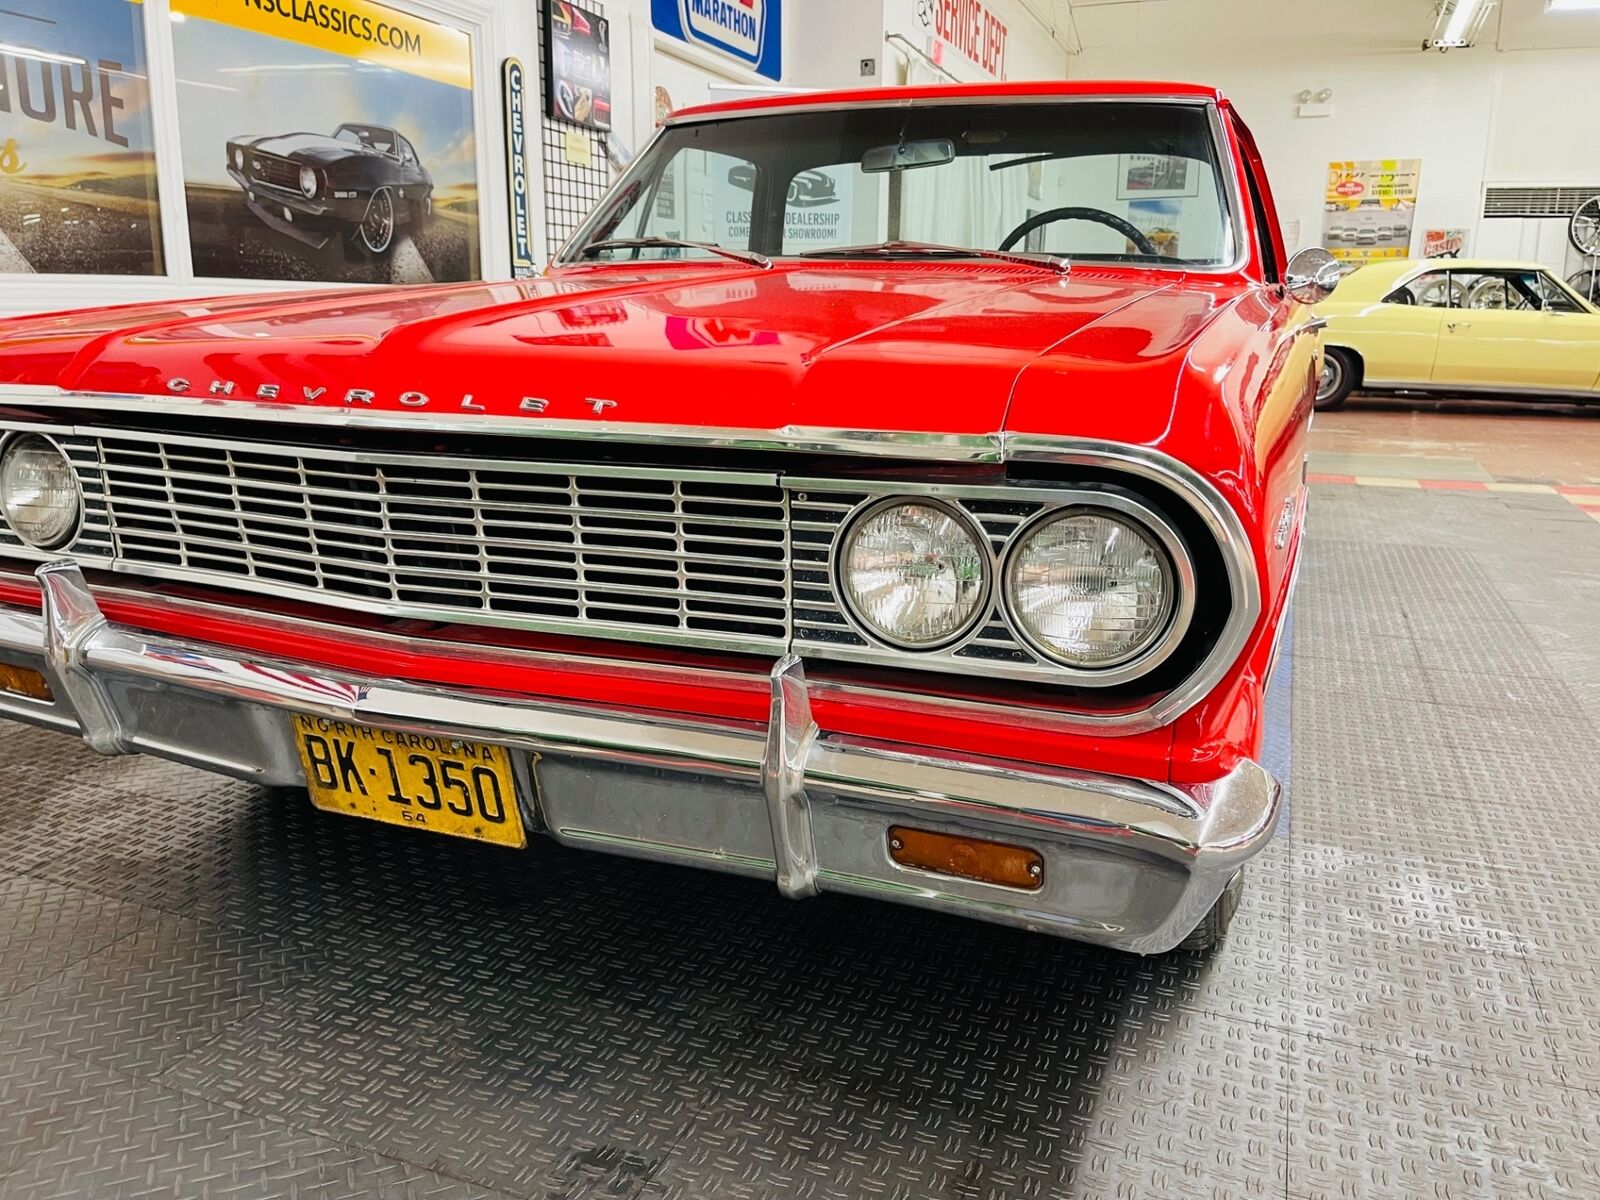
[652,0,781,81]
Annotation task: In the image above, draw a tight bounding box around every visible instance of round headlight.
[839,500,988,649]
[232,146,244,171]
[0,436,81,550]
[1005,509,1177,669]
[299,166,318,198]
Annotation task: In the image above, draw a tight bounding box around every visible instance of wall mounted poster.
[1322,159,1422,264]
[1422,227,1469,258]
[546,1,612,132]
[170,0,480,284]
[0,0,163,275]
[1117,154,1199,200]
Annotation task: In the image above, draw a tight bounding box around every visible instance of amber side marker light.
[0,663,52,702]
[887,826,1044,891]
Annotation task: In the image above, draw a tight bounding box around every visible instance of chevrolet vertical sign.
[502,57,535,276]
[651,0,781,81]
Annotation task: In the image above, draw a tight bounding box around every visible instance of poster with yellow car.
[1322,159,1422,264]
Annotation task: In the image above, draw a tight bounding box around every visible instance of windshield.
[565,101,1236,269]
[335,124,395,154]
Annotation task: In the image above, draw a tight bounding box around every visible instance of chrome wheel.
[359,188,396,255]
[1317,353,1343,403]
[1570,196,1600,257]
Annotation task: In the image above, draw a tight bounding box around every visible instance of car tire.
[349,187,397,259]
[1174,869,1244,953]
[1315,347,1357,411]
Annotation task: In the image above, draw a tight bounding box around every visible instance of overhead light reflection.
[0,42,88,66]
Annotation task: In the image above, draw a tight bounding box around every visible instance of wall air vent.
[1483,186,1600,219]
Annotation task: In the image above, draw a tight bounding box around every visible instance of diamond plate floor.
[2,482,1599,1198]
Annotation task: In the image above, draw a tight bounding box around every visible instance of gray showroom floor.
[2,475,1599,1198]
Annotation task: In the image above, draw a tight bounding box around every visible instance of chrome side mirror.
[1285,247,1343,304]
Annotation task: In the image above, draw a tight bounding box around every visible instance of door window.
[1384,271,1456,307]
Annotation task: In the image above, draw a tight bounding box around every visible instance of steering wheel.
[999,206,1161,257]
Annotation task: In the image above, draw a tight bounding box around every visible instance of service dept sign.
[502,57,535,276]
[652,0,781,81]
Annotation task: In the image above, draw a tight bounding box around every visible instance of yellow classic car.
[1313,258,1600,410]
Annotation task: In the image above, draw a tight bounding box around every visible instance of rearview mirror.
[861,138,955,173]
[1285,247,1343,305]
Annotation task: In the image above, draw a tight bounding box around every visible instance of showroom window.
[0,0,495,298]
[0,0,166,275]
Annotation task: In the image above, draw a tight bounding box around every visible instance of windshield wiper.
[579,236,772,269]
[796,240,1069,274]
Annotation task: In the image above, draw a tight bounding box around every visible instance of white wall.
[883,0,1073,85]
[1068,0,1600,271]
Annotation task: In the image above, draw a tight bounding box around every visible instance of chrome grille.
[66,430,790,651]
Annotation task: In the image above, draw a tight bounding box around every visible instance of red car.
[0,82,1336,954]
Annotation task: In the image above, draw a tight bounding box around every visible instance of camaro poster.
[0,0,163,276]
[170,0,481,284]
[1322,159,1422,264]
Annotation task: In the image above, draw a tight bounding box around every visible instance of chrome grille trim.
[4,425,791,654]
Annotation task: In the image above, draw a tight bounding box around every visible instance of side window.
[1459,270,1543,312]
[1385,271,1455,307]
[1534,273,1582,313]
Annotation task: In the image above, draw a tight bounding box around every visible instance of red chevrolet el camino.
[0,82,1336,954]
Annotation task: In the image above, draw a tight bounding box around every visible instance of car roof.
[1327,258,1570,302]
[670,80,1227,122]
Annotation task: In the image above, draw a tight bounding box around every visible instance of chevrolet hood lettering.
[0,267,1234,440]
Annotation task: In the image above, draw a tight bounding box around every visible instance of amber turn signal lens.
[0,662,52,702]
[887,826,1044,891]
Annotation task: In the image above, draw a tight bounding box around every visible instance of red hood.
[0,264,1241,437]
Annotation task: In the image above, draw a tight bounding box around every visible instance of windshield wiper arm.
[579,236,772,269]
[796,240,1069,274]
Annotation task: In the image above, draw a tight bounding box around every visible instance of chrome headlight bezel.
[299,166,319,198]
[999,501,1196,677]
[833,496,993,652]
[0,433,83,551]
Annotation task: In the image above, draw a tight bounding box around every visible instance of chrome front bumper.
[0,563,1281,954]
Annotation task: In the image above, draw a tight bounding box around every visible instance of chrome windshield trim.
[559,98,1249,278]
[663,92,1218,124]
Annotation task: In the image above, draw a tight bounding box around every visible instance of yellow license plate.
[291,714,527,848]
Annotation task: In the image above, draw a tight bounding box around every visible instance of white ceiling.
[1051,0,1600,54]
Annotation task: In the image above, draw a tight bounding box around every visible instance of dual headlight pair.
[0,436,80,550]
[837,498,1185,672]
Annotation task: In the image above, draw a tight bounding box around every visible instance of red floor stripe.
[1554,485,1600,496]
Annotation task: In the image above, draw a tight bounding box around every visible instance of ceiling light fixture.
[1425,0,1496,50]
[1547,0,1600,11]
